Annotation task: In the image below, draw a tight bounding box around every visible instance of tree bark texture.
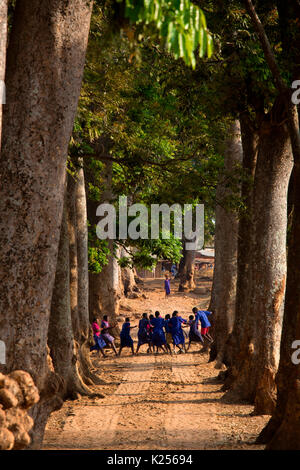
[178,240,196,292]
[0,0,7,146]
[223,113,293,416]
[75,161,90,340]
[209,120,242,367]
[223,115,258,371]
[0,0,93,447]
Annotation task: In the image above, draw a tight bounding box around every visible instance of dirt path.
[43,273,269,450]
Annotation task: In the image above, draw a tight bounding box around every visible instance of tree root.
[66,362,105,400]
[79,342,107,386]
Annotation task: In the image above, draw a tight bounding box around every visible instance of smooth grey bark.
[75,160,90,340]
[89,241,121,337]
[0,0,93,448]
[73,162,105,388]
[48,190,90,400]
[209,120,242,367]
[67,172,80,340]
[48,192,73,393]
[48,191,104,400]
[178,239,196,292]
[223,113,258,373]
[88,159,121,336]
[120,247,139,297]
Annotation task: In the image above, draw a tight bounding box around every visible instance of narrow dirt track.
[44,350,268,450]
[43,274,269,450]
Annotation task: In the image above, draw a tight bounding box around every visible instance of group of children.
[91,308,213,358]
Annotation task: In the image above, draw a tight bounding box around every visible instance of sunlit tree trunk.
[67,172,80,339]
[120,247,139,297]
[257,120,300,448]
[76,160,90,340]
[0,0,93,448]
[209,120,242,367]
[223,114,258,373]
[88,159,121,336]
[89,242,121,335]
[178,240,196,292]
[48,189,104,401]
[48,190,73,396]
[48,190,92,399]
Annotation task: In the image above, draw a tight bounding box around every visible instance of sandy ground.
[43,271,269,450]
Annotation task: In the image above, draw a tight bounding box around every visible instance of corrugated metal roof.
[197,248,215,258]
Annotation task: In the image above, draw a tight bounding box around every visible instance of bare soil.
[43,271,269,450]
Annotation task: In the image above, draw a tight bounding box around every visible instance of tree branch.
[243,0,288,95]
[95,153,198,169]
[243,0,300,164]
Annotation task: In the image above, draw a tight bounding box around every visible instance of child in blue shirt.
[192,307,213,343]
[119,318,137,356]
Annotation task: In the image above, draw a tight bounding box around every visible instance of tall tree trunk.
[0,0,93,448]
[89,242,122,336]
[120,247,139,297]
[88,159,121,336]
[223,114,258,373]
[0,0,7,146]
[74,162,103,386]
[257,127,300,449]
[48,190,92,399]
[67,172,80,340]
[68,170,105,389]
[242,0,300,447]
[75,160,90,340]
[209,261,217,312]
[209,120,242,367]
[48,190,104,401]
[223,112,293,415]
[178,240,196,292]
[48,192,73,396]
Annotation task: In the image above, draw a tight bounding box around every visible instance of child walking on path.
[164,274,171,298]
